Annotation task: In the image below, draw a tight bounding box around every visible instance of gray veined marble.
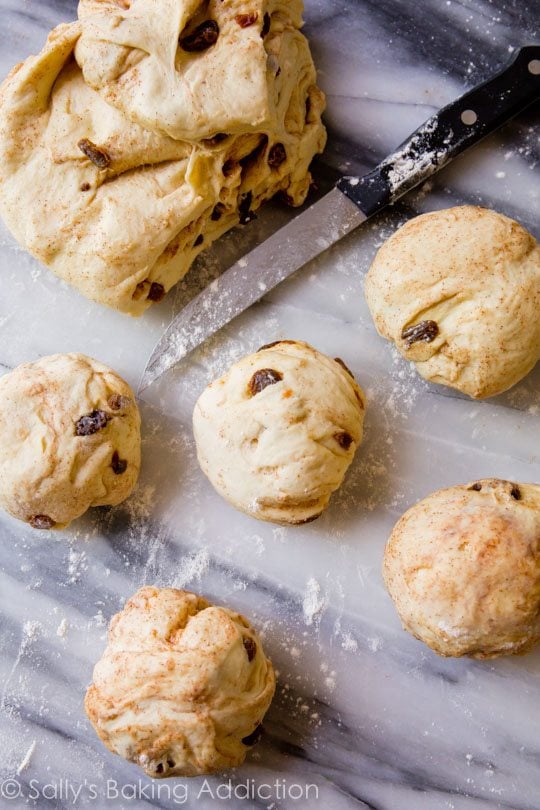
[0,1,539,808]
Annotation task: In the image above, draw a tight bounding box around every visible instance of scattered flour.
[172,548,210,589]
[16,740,36,774]
[302,578,327,626]
[56,619,68,638]
[341,632,358,652]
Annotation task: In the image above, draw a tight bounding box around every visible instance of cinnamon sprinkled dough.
[365,206,540,398]
[193,341,366,524]
[383,479,540,658]
[0,354,140,529]
[85,587,275,777]
[0,1,325,314]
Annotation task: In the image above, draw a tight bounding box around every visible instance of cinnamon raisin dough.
[0,2,326,315]
[365,206,540,398]
[383,479,540,658]
[193,340,366,524]
[0,353,141,529]
[85,586,276,777]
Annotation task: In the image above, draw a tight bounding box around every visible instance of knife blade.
[140,45,539,393]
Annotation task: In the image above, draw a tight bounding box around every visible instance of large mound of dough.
[0,2,325,315]
[365,206,540,398]
[193,340,366,524]
[76,0,306,141]
[0,353,140,529]
[85,586,276,777]
[383,479,540,658]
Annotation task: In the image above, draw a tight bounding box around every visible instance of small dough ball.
[85,586,276,777]
[193,340,366,524]
[0,353,141,529]
[383,479,540,658]
[365,206,540,398]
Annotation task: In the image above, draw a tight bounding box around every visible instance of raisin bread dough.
[193,340,366,524]
[0,353,140,529]
[383,479,540,658]
[85,586,276,777]
[0,2,326,315]
[365,206,540,398]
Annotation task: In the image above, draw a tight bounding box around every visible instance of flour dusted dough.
[85,586,276,777]
[0,354,140,529]
[193,340,366,524]
[365,206,540,398]
[383,479,540,658]
[0,2,325,315]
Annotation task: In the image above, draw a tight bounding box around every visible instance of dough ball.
[0,353,141,529]
[0,3,325,314]
[383,479,540,658]
[365,206,540,398]
[193,340,366,524]
[85,586,276,777]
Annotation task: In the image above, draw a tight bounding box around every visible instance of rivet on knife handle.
[337,45,540,217]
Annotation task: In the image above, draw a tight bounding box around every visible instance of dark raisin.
[222,159,236,176]
[148,282,165,302]
[268,143,286,169]
[111,451,128,475]
[248,368,283,396]
[243,637,257,661]
[261,12,270,37]
[75,410,110,436]
[236,12,258,27]
[211,203,226,221]
[30,515,55,530]
[77,138,111,169]
[179,20,219,52]
[334,431,353,450]
[401,320,439,347]
[239,191,256,225]
[274,190,294,207]
[510,486,521,500]
[469,482,482,492]
[108,393,131,411]
[166,759,175,768]
[155,763,164,774]
[242,724,263,746]
[334,357,354,378]
[80,182,91,192]
[194,234,204,246]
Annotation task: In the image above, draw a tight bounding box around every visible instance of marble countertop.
[0,1,539,808]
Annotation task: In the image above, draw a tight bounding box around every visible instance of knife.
[140,45,540,393]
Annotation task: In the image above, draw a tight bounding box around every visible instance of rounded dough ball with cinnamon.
[365,206,540,398]
[383,479,540,658]
[193,340,366,524]
[85,586,276,777]
[0,353,140,529]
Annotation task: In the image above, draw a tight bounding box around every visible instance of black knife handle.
[337,45,540,217]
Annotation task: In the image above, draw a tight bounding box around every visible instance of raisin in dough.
[0,2,325,315]
[193,341,366,524]
[0,354,140,529]
[77,0,307,141]
[85,586,276,777]
[365,206,540,398]
[383,479,540,659]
